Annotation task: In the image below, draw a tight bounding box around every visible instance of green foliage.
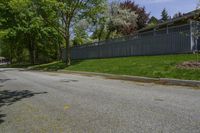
[37,0,106,65]
[148,16,159,25]
[0,0,107,65]
[72,19,92,46]
[90,3,110,41]
[0,0,63,64]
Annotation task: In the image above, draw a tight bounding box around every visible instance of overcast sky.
[117,0,198,18]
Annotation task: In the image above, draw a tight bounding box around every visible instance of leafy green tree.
[39,0,106,66]
[147,16,159,27]
[73,22,90,46]
[0,0,61,64]
[148,16,158,24]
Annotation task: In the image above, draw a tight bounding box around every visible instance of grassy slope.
[31,54,200,80]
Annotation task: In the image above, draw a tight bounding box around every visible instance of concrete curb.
[57,70,200,87]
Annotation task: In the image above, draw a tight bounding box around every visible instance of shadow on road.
[0,79,13,83]
[0,113,6,124]
[0,90,47,124]
[60,79,79,83]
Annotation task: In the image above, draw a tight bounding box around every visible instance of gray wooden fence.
[63,24,192,60]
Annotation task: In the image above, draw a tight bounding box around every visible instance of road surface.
[0,68,200,133]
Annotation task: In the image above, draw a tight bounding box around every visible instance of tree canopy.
[120,0,150,29]
[37,0,106,65]
[0,0,106,65]
[0,0,61,64]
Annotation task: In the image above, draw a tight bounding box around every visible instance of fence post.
[190,20,195,52]
[166,24,169,34]
[153,28,156,36]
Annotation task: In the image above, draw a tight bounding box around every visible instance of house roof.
[138,9,200,32]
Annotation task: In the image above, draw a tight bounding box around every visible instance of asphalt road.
[0,68,200,133]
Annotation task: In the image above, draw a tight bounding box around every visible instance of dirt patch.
[177,61,200,69]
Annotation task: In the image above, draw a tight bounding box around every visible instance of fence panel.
[63,24,191,60]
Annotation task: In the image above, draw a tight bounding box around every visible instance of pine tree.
[161,8,170,22]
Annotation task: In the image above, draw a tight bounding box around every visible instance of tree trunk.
[35,45,39,63]
[65,33,71,66]
[57,41,62,61]
[98,25,105,42]
[29,36,36,65]
[9,43,13,64]
[106,30,112,40]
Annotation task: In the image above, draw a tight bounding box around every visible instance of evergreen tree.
[161,8,170,22]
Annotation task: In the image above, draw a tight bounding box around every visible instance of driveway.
[0,68,199,133]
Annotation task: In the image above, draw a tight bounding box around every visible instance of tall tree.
[91,5,109,42]
[161,8,170,22]
[73,20,90,46]
[0,0,61,64]
[39,0,106,66]
[120,0,150,29]
[107,2,138,36]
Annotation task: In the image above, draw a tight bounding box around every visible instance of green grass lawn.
[30,54,200,80]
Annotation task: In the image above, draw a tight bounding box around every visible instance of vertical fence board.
[63,24,192,60]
